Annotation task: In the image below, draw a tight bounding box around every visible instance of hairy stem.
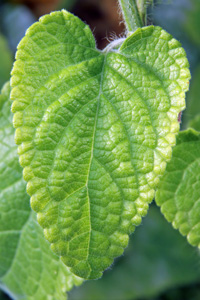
[137,0,154,25]
[118,0,143,32]
[137,0,146,24]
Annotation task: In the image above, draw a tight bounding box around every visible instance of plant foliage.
[10,10,190,279]
[0,82,82,300]
[156,129,200,247]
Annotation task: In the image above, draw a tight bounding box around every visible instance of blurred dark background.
[0,1,200,300]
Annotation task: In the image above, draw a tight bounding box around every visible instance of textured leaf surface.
[0,83,82,300]
[69,205,200,300]
[155,129,200,247]
[11,10,190,279]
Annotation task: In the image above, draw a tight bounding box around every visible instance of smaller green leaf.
[155,128,200,247]
[0,82,83,300]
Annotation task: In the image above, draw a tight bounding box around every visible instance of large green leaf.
[11,10,190,279]
[155,129,200,247]
[69,205,200,300]
[0,82,82,300]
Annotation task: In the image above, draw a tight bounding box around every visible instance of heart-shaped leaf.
[155,129,200,247]
[0,82,82,300]
[11,10,190,279]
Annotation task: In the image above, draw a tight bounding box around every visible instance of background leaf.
[184,64,200,127]
[184,0,200,49]
[155,129,200,247]
[189,114,200,131]
[11,10,190,279]
[0,82,83,300]
[0,34,13,89]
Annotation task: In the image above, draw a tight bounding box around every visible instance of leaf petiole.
[103,38,126,52]
[118,0,143,32]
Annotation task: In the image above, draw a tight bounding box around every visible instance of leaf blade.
[155,129,200,247]
[11,10,190,279]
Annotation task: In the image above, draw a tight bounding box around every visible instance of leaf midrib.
[26,48,170,262]
[85,54,107,261]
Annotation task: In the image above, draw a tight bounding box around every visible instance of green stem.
[136,0,146,25]
[118,0,143,32]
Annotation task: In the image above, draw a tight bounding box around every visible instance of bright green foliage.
[0,34,13,89]
[11,10,190,279]
[70,206,200,300]
[0,82,82,300]
[156,129,200,247]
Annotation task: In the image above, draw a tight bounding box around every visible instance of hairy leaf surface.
[156,129,200,247]
[0,82,82,300]
[11,10,190,279]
